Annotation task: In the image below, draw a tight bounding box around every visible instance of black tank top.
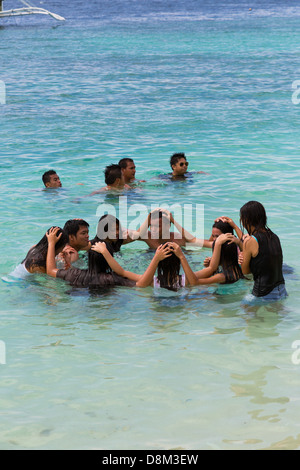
[250,231,285,297]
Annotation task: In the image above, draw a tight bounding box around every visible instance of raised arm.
[46,227,62,278]
[168,211,212,248]
[169,243,199,286]
[122,211,151,245]
[91,242,140,282]
[171,242,226,285]
[192,235,224,280]
[209,232,241,270]
[170,243,224,285]
[170,235,238,286]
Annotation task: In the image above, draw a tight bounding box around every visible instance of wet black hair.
[212,240,244,284]
[88,241,115,275]
[63,219,90,238]
[212,220,234,234]
[80,238,133,289]
[157,251,183,291]
[95,214,123,252]
[104,164,122,185]
[240,201,269,236]
[60,241,135,290]
[42,170,57,186]
[23,226,68,271]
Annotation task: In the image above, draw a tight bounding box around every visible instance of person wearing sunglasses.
[170,153,207,179]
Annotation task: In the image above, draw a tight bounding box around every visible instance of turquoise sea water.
[1,0,300,450]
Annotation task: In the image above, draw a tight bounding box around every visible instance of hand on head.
[215,233,239,245]
[167,242,183,259]
[46,226,63,244]
[214,216,234,226]
[59,245,79,268]
[91,241,108,254]
[154,243,173,261]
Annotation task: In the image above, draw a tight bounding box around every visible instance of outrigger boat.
[0,0,65,21]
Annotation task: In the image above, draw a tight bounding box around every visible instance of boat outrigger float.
[0,0,65,21]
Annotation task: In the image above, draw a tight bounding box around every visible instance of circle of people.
[13,153,287,302]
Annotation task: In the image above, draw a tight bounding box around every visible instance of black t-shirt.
[57,267,135,288]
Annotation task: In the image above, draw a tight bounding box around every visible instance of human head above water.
[23,226,68,271]
[97,214,122,243]
[240,201,268,235]
[104,164,124,187]
[119,158,136,182]
[42,170,62,189]
[211,220,234,241]
[170,153,189,176]
[63,219,90,250]
[149,209,171,239]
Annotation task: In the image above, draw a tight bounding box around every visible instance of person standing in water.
[10,226,68,278]
[91,241,181,290]
[169,233,244,286]
[91,233,243,290]
[95,209,210,251]
[46,228,172,289]
[239,201,287,301]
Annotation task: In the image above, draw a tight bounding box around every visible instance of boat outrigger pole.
[0,0,65,21]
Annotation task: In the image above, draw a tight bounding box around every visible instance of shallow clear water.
[0,0,300,450]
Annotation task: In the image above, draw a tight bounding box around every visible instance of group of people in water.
[12,186,288,301]
[42,153,208,193]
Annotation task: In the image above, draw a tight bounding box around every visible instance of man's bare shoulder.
[90,187,108,196]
